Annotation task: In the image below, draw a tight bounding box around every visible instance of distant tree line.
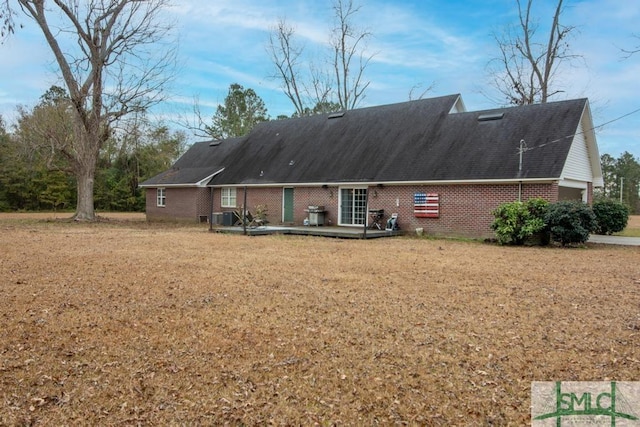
[1,0,637,215]
[597,152,640,214]
[1,83,638,214]
[0,86,185,213]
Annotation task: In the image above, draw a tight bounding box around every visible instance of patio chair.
[385,213,399,231]
[234,205,269,228]
[233,210,244,226]
[251,204,269,228]
[245,211,256,227]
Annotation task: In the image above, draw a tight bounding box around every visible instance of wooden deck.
[211,225,402,239]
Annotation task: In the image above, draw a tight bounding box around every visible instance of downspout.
[518,139,526,202]
[518,182,523,203]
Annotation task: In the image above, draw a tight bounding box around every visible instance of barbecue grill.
[306,205,325,226]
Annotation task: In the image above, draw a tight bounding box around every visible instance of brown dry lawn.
[1,213,639,425]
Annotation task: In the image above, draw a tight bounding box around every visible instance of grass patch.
[615,215,640,237]
[1,214,639,425]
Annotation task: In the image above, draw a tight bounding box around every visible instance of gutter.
[139,168,225,189]
[208,177,561,188]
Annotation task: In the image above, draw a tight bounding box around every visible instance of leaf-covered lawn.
[1,215,639,425]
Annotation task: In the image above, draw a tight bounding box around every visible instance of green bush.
[592,200,629,235]
[545,201,597,246]
[491,198,548,245]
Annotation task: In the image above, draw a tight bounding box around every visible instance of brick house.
[140,94,603,238]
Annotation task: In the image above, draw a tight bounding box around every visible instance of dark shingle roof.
[207,95,587,186]
[140,137,244,186]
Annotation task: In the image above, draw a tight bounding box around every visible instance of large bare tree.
[330,0,371,110]
[267,18,336,116]
[267,0,372,116]
[267,19,307,117]
[1,0,175,220]
[487,0,577,105]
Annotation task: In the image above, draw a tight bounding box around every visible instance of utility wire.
[593,106,640,130]
[518,105,640,154]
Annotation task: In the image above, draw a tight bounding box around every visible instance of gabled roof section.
[207,95,592,186]
[449,95,466,113]
[139,137,244,187]
[560,101,603,187]
[421,98,589,181]
[209,95,461,185]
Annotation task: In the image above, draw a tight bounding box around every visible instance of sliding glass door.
[339,187,367,226]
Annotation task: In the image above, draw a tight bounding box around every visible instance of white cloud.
[1,0,638,157]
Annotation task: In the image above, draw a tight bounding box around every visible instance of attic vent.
[209,140,222,146]
[328,111,345,119]
[478,112,504,122]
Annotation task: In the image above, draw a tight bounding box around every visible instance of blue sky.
[0,0,638,158]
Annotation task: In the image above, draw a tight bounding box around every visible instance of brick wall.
[145,187,211,222]
[195,188,212,219]
[211,187,285,223]
[148,182,578,237]
[210,187,337,225]
[386,183,559,238]
[313,183,559,238]
[206,182,561,237]
[288,187,337,226]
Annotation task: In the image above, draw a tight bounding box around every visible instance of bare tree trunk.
[75,158,96,221]
[5,0,174,220]
[487,0,577,105]
[72,115,101,220]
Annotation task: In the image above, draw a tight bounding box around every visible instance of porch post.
[363,187,368,239]
[243,186,247,235]
[209,186,214,232]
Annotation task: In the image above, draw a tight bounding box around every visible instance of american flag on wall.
[414,193,439,218]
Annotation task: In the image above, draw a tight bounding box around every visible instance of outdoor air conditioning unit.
[222,211,236,226]
[211,213,224,225]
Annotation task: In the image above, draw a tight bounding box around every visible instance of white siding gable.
[449,95,467,114]
[560,102,603,188]
[561,117,593,182]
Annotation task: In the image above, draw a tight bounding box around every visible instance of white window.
[156,188,166,207]
[221,187,237,208]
